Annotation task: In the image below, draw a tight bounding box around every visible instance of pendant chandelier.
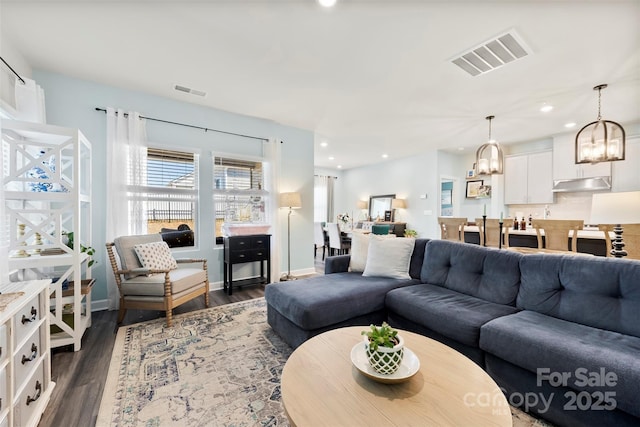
[475,115,504,176]
[575,84,625,164]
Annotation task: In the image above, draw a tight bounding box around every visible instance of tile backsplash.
[508,192,597,224]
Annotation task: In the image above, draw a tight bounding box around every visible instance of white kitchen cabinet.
[0,280,55,427]
[553,133,611,180]
[612,137,640,192]
[2,119,93,351]
[504,151,554,205]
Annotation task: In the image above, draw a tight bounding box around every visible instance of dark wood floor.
[38,258,325,427]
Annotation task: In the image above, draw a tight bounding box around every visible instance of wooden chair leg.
[204,282,210,308]
[117,298,126,324]
[166,309,173,327]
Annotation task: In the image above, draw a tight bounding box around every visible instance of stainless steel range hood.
[552,176,612,193]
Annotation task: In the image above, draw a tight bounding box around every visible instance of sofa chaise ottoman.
[265,238,428,349]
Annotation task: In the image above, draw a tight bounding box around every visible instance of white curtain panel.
[105,108,147,309]
[0,121,8,284]
[263,138,281,282]
[14,77,46,123]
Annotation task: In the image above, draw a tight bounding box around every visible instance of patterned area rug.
[98,298,552,426]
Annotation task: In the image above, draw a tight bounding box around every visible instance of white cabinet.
[0,280,55,427]
[612,137,640,192]
[553,133,611,180]
[2,119,93,351]
[504,151,554,205]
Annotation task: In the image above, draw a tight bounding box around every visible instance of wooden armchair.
[475,218,508,248]
[598,223,640,260]
[531,219,584,252]
[438,217,468,242]
[106,234,209,327]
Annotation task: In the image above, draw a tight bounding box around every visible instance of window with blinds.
[131,147,198,247]
[213,156,267,243]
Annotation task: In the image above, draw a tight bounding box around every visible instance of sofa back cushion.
[420,240,522,305]
[409,238,429,280]
[518,254,640,338]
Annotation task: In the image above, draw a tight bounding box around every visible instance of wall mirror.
[369,194,395,221]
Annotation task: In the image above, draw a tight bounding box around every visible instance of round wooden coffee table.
[281,326,512,427]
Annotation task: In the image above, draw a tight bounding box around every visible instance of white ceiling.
[2,0,639,170]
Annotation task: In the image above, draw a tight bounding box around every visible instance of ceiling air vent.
[173,84,207,97]
[451,30,531,77]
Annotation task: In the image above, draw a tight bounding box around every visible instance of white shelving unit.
[2,119,92,351]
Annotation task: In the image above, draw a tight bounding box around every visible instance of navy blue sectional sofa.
[265,238,640,427]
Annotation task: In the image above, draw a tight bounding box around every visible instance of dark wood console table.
[223,234,271,295]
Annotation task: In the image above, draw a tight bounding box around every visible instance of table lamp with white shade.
[590,191,640,258]
[357,200,368,220]
[280,192,302,280]
[391,198,406,222]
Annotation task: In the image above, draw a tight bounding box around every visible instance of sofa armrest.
[325,255,351,274]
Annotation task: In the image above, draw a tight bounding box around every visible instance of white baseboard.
[91,299,109,312]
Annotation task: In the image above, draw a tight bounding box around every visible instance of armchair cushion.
[120,268,207,297]
[134,241,178,271]
[114,234,163,278]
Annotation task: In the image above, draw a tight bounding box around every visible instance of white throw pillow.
[134,241,178,271]
[349,233,396,272]
[362,237,414,279]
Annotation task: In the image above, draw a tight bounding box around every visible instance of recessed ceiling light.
[328,156,335,160]
[382,154,388,158]
[540,104,554,113]
[320,141,328,147]
[337,165,342,169]
[318,0,337,7]
[564,122,577,128]
[458,147,465,151]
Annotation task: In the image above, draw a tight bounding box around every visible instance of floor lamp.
[280,192,302,281]
[590,191,640,258]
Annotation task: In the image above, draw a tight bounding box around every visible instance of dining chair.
[598,223,640,260]
[475,218,508,248]
[327,222,350,255]
[314,222,327,260]
[531,219,584,252]
[438,217,468,242]
[106,233,210,327]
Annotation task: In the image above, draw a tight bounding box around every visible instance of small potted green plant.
[404,229,418,238]
[63,231,96,267]
[361,322,404,374]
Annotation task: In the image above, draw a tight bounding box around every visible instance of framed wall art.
[465,180,483,198]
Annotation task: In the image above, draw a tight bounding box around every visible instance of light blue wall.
[33,71,315,304]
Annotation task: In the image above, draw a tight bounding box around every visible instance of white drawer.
[0,324,7,366]
[0,369,6,418]
[12,295,41,348]
[12,326,42,393]
[13,360,45,427]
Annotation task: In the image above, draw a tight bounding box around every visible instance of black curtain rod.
[0,56,25,85]
[95,107,269,142]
